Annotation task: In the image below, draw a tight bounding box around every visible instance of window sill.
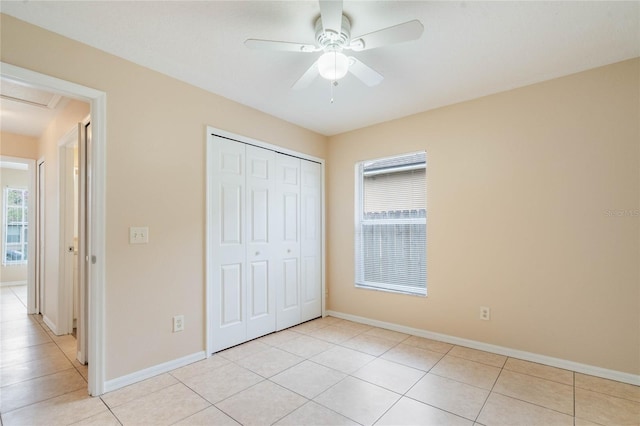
[355,282,427,297]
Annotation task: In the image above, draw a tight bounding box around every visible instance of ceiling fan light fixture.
[317,51,349,81]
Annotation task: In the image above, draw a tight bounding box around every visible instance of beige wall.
[38,99,90,331]
[1,14,327,380]
[327,58,640,375]
[1,132,38,159]
[0,167,29,284]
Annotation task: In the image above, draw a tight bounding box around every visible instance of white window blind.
[355,152,426,296]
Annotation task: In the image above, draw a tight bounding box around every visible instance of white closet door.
[276,154,302,330]
[300,160,322,321]
[209,132,324,352]
[211,137,247,352]
[245,145,277,339]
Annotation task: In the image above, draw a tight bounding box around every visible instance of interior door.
[300,160,322,321]
[276,154,301,330]
[245,145,277,339]
[211,136,247,351]
[77,119,91,364]
[62,144,75,334]
[36,159,45,315]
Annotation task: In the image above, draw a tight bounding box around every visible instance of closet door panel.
[246,145,277,339]
[221,185,242,244]
[301,161,322,321]
[276,154,302,330]
[283,258,299,308]
[221,264,243,325]
[211,137,247,351]
[249,261,268,315]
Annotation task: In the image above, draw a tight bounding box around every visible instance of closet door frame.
[205,127,326,356]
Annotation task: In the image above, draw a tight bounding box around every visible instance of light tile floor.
[2,284,639,425]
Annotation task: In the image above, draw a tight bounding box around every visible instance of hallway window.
[355,152,427,296]
[3,188,28,265]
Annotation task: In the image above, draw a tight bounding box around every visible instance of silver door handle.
[255,251,260,256]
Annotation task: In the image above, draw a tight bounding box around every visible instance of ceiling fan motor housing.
[315,15,351,51]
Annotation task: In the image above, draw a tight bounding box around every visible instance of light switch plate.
[129,227,149,244]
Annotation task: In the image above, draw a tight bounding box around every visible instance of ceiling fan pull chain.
[330,79,335,103]
[330,79,340,103]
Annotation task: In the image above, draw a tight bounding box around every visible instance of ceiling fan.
[245,0,424,90]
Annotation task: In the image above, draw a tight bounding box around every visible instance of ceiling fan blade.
[350,20,424,51]
[245,39,317,53]
[292,61,319,90]
[348,57,383,87]
[319,0,343,34]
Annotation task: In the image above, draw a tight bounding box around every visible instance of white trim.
[43,314,58,335]
[321,160,326,320]
[1,62,107,396]
[207,126,324,164]
[0,161,28,170]
[205,126,326,357]
[204,128,214,356]
[35,157,45,316]
[103,351,206,394]
[57,125,78,148]
[326,310,640,386]
[88,98,106,396]
[0,280,27,287]
[1,63,105,102]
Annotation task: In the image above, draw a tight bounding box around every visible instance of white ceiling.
[1,1,638,136]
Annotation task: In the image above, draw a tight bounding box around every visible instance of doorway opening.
[1,62,107,395]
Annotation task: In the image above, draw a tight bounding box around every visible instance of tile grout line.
[397,343,485,424]
[1,299,88,416]
[571,372,576,426]
[481,356,582,421]
[33,314,89,384]
[270,323,486,424]
[471,353,506,424]
[9,286,28,310]
[207,321,394,425]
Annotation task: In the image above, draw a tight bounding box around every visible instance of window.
[355,152,426,296]
[3,188,28,265]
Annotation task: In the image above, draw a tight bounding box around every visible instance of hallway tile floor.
[1,285,639,425]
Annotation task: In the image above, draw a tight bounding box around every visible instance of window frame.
[354,151,427,296]
[3,187,29,265]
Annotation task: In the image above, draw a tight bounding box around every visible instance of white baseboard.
[326,310,640,386]
[43,315,58,335]
[0,280,27,287]
[104,351,206,394]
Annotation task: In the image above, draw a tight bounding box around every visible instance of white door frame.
[36,157,45,315]
[77,117,91,366]
[205,126,326,356]
[1,62,107,396]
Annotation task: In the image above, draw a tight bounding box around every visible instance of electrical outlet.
[480,306,491,321]
[173,315,184,332]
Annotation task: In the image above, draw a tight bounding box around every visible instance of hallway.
[1,285,89,418]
